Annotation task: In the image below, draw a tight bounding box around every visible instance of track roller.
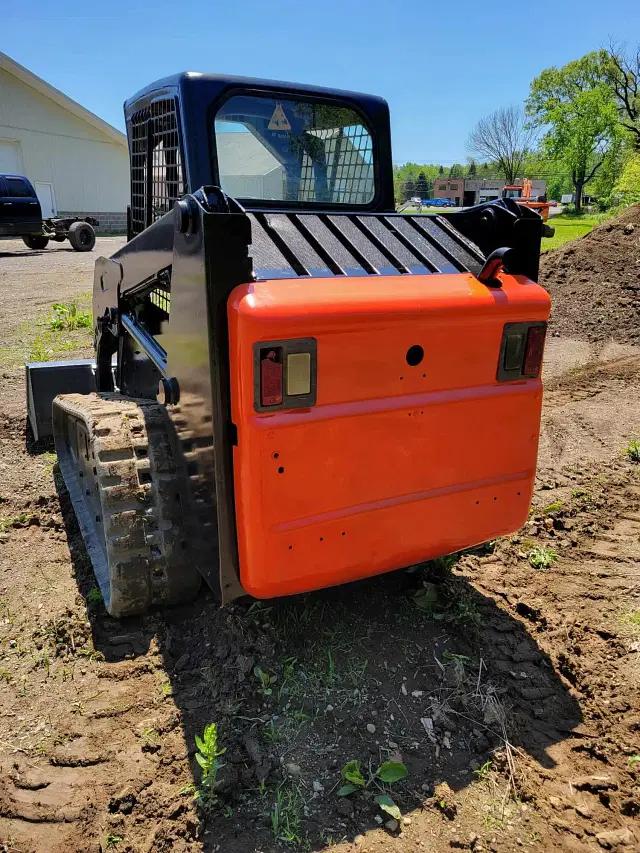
[52,393,201,617]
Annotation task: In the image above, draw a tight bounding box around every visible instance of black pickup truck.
[0,174,97,251]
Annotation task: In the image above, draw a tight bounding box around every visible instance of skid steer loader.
[26,72,550,617]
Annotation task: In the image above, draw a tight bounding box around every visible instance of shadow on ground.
[51,454,581,852]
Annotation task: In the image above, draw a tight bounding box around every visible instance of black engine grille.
[246,212,485,280]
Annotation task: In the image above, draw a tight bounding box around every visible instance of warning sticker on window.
[268,103,291,131]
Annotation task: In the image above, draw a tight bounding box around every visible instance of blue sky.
[4,0,638,164]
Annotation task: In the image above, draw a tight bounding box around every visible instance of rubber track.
[53,393,201,617]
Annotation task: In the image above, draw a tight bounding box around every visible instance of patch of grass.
[0,513,36,532]
[542,500,564,514]
[41,450,57,475]
[527,545,559,570]
[86,586,103,604]
[194,722,226,811]
[625,440,640,462]
[620,610,640,629]
[28,330,83,363]
[270,783,305,845]
[263,718,282,744]
[413,560,481,628]
[542,214,598,251]
[49,302,92,331]
[105,834,123,850]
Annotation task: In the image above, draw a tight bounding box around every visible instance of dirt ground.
[541,204,640,345]
[0,236,639,853]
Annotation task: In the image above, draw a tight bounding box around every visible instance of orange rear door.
[228,271,550,598]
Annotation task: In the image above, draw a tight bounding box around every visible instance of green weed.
[263,718,281,743]
[542,500,564,514]
[254,665,276,696]
[194,722,226,811]
[86,586,103,604]
[0,514,35,532]
[337,758,408,820]
[105,834,123,850]
[270,784,304,845]
[49,302,92,331]
[473,759,493,783]
[621,610,640,628]
[629,755,640,768]
[625,440,640,462]
[527,545,559,570]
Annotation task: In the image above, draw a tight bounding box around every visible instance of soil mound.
[540,204,640,343]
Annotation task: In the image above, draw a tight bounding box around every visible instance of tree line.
[395,43,640,212]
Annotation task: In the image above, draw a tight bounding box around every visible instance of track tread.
[52,392,200,617]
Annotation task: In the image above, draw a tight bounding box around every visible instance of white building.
[0,52,128,230]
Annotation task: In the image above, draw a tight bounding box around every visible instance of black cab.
[0,174,42,237]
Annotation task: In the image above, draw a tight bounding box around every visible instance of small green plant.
[527,545,558,570]
[263,718,281,743]
[621,610,640,627]
[77,648,105,662]
[629,755,640,768]
[626,440,640,462]
[105,834,123,850]
[337,757,408,821]
[473,759,493,783]
[270,784,304,844]
[254,665,276,696]
[542,500,564,514]
[49,302,92,331]
[86,586,103,604]
[194,722,226,810]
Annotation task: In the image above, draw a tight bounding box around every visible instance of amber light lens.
[523,325,546,377]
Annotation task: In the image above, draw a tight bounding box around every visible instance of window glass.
[7,178,30,198]
[214,94,375,205]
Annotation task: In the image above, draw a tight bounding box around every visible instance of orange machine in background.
[229,271,550,599]
[503,179,551,221]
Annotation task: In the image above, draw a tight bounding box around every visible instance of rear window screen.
[6,178,30,198]
[214,94,375,205]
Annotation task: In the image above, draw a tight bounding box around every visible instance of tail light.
[254,339,317,411]
[497,322,547,381]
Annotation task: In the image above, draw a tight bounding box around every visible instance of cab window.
[214,94,375,206]
[6,178,31,198]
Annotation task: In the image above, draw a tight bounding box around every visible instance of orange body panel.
[228,272,550,598]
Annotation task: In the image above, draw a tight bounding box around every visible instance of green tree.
[526,52,621,211]
[415,171,430,198]
[438,165,444,175]
[467,160,477,176]
[449,163,464,177]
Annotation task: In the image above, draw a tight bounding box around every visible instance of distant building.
[0,52,128,231]
[433,178,547,207]
[433,178,464,206]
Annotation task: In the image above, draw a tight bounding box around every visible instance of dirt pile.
[540,204,640,344]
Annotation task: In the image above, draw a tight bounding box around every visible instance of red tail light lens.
[497,322,547,381]
[523,325,546,377]
[260,349,283,406]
